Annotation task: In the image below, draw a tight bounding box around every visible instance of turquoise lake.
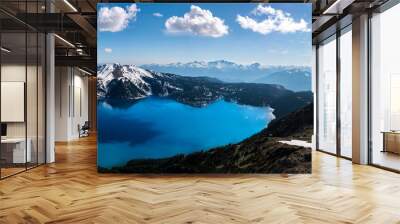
[97,97,273,168]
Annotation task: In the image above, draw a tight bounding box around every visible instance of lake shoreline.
[98,103,313,173]
[98,97,273,168]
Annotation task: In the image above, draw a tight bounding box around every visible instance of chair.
[79,121,90,138]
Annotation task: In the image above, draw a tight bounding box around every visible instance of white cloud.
[98,4,139,32]
[153,12,163,17]
[104,48,112,53]
[165,5,228,38]
[236,4,310,35]
[268,49,289,54]
[252,4,277,15]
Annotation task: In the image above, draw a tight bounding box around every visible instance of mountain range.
[97,63,313,118]
[139,60,311,91]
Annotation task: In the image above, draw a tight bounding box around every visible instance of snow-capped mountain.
[97,63,185,100]
[144,60,253,70]
[140,60,311,91]
[255,68,311,91]
[98,64,153,98]
[97,63,312,118]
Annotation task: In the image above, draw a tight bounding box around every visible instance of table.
[382,131,400,154]
[1,138,31,164]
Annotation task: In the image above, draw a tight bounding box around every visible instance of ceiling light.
[322,0,355,15]
[78,68,93,76]
[323,0,341,14]
[1,47,11,53]
[63,0,78,12]
[54,34,75,48]
[76,48,85,56]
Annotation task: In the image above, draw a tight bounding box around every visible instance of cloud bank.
[236,4,310,35]
[165,5,228,38]
[98,4,139,32]
[153,12,163,17]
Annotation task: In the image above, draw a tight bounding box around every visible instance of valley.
[97,63,312,118]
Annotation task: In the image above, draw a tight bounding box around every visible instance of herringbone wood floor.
[1,135,400,224]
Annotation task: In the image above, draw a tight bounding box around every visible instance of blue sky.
[98,3,311,66]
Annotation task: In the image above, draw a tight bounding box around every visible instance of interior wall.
[1,62,45,168]
[72,72,89,138]
[55,66,69,141]
[55,67,89,141]
[1,64,27,138]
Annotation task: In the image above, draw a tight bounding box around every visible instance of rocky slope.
[263,103,313,140]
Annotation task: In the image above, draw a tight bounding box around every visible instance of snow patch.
[279,140,311,148]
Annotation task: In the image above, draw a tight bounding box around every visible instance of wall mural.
[97,3,313,173]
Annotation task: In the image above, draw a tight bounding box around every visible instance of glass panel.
[27,31,38,169]
[317,36,337,154]
[38,32,45,165]
[1,31,27,177]
[26,0,40,169]
[0,1,46,178]
[371,4,400,171]
[340,28,352,158]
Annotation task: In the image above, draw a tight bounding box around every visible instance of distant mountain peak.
[137,61,311,91]
[140,60,310,71]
